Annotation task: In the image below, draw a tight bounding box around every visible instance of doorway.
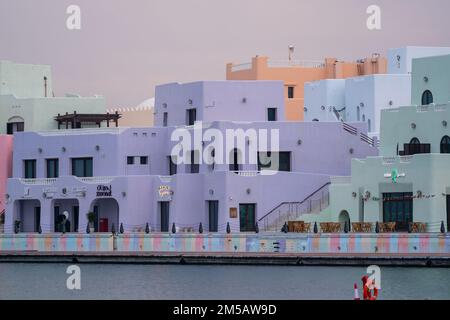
[447,195,450,231]
[160,201,170,232]
[382,193,413,231]
[239,204,256,232]
[208,201,219,232]
[34,207,41,232]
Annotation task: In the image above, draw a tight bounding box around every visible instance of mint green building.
[303,54,450,232]
[0,60,106,134]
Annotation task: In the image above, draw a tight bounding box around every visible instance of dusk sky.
[1,0,449,107]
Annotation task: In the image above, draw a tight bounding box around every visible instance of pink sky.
[1,0,449,107]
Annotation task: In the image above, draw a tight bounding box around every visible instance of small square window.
[140,156,148,165]
[127,156,135,165]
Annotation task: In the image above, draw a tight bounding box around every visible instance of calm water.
[0,263,449,300]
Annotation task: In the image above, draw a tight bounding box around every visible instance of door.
[239,204,256,232]
[34,207,41,233]
[93,206,99,232]
[160,202,170,232]
[447,195,450,231]
[208,201,219,232]
[73,206,79,233]
[99,218,108,232]
[382,193,413,231]
[54,206,61,232]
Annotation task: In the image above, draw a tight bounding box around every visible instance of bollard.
[441,221,446,234]
[313,222,318,234]
[255,222,259,234]
[119,223,124,234]
[226,222,231,234]
[172,222,176,234]
[353,283,360,300]
[199,222,203,234]
[145,223,150,234]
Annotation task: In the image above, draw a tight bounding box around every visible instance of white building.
[304,79,346,122]
[0,60,106,134]
[387,46,450,74]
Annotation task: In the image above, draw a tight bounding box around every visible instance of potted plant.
[14,220,21,234]
[86,212,96,233]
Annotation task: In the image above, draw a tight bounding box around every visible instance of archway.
[51,198,80,232]
[90,198,119,232]
[13,199,41,232]
[338,210,351,229]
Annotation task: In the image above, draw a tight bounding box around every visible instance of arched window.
[441,135,450,154]
[6,116,25,135]
[422,90,433,105]
[409,137,421,155]
[410,137,420,145]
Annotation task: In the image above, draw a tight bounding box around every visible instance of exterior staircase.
[258,182,330,232]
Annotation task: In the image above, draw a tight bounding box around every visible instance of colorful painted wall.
[1,233,448,254]
[0,134,13,214]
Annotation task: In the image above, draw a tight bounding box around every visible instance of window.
[368,119,371,132]
[140,156,148,165]
[46,159,59,178]
[6,122,24,135]
[422,90,433,105]
[72,158,93,177]
[258,152,291,172]
[189,150,199,173]
[163,112,168,127]
[127,156,135,165]
[229,148,241,172]
[357,106,360,121]
[441,136,450,154]
[24,160,36,179]
[288,86,294,99]
[168,156,177,175]
[267,108,277,121]
[186,108,197,126]
[400,137,430,156]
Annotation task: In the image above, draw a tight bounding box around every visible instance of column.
[40,199,53,233]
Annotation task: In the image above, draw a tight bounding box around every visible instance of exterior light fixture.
[61,147,66,153]
[95,145,100,151]
[352,192,357,198]
[162,103,167,108]
[321,105,325,111]
[417,190,423,198]
[442,120,447,127]
[360,102,364,107]
[122,191,126,197]
[242,97,247,103]
[188,99,193,105]
[389,100,393,106]
[423,76,429,83]
[297,139,302,145]
[38,148,43,153]
[304,107,308,112]
[209,189,214,195]
[411,123,416,129]
[349,148,354,154]
[246,188,251,195]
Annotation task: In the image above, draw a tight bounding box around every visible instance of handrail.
[342,122,357,135]
[258,181,331,222]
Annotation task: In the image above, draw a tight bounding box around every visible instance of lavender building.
[4,81,378,234]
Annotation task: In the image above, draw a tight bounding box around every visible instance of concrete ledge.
[1,251,449,267]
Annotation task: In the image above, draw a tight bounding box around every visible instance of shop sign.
[158,185,172,197]
[96,185,112,197]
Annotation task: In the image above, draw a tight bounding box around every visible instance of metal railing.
[258,182,331,232]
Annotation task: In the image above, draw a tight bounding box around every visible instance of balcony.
[399,143,431,156]
[19,178,57,185]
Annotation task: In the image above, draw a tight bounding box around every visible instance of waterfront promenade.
[0,232,449,266]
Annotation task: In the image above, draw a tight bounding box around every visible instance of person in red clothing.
[361,275,378,300]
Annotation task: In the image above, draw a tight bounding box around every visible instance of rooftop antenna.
[288,45,295,62]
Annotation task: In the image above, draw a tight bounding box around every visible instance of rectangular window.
[288,86,295,99]
[24,160,36,179]
[71,158,93,177]
[127,156,135,165]
[163,112,168,127]
[190,150,199,174]
[140,156,148,165]
[267,108,277,121]
[258,152,291,172]
[168,156,177,176]
[208,201,219,232]
[186,108,197,126]
[46,159,59,178]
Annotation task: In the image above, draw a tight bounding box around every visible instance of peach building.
[0,135,13,216]
[226,54,387,121]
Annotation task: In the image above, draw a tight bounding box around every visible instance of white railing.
[230,63,252,72]
[268,59,325,68]
[19,178,57,185]
[76,176,115,184]
[330,176,351,184]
